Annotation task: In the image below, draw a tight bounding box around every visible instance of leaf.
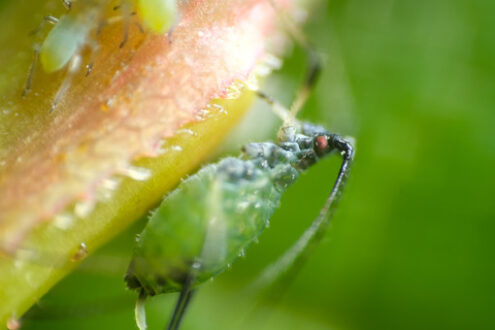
[0,0,296,323]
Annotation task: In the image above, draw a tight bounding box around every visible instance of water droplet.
[238,249,245,257]
[224,81,244,99]
[176,128,197,136]
[75,199,95,218]
[71,242,88,262]
[120,165,152,181]
[54,214,74,230]
[6,315,20,330]
[244,73,259,91]
[102,178,120,191]
[263,53,282,70]
[206,103,226,115]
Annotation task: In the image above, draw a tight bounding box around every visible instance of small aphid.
[23,0,111,111]
[23,0,179,112]
[136,0,179,34]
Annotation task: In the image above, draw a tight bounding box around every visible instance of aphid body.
[137,0,179,34]
[39,0,108,74]
[125,122,353,296]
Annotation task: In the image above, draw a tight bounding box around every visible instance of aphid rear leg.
[50,53,81,112]
[167,273,196,330]
[23,16,60,97]
[22,45,40,97]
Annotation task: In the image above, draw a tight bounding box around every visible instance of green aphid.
[23,0,111,111]
[23,0,181,111]
[125,121,354,329]
[137,0,179,34]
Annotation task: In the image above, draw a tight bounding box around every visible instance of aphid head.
[312,133,355,161]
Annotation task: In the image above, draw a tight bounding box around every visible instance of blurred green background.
[19,0,495,329]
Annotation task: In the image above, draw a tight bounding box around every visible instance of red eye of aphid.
[315,136,328,150]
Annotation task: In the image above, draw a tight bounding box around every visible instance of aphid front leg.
[22,16,59,97]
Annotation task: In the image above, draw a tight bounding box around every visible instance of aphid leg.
[50,54,81,112]
[113,1,133,48]
[255,90,297,128]
[134,21,145,34]
[134,290,148,330]
[61,0,72,10]
[168,25,177,45]
[267,0,322,118]
[23,16,59,97]
[253,136,354,292]
[85,39,100,76]
[29,15,58,36]
[167,273,196,330]
[110,2,136,48]
[22,45,40,97]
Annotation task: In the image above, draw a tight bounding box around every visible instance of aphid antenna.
[105,5,143,49]
[251,136,354,295]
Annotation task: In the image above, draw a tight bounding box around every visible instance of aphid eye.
[315,135,328,151]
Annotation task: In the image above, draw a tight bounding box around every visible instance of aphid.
[126,119,353,329]
[22,0,111,111]
[136,0,179,34]
[22,0,180,112]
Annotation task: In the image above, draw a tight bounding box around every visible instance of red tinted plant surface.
[0,0,295,323]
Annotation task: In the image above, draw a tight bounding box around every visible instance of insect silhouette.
[124,9,355,330]
[22,0,179,112]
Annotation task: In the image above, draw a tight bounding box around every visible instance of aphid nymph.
[23,0,180,112]
[137,0,179,34]
[23,0,112,111]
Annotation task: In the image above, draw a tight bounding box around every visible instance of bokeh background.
[19,0,495,329]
